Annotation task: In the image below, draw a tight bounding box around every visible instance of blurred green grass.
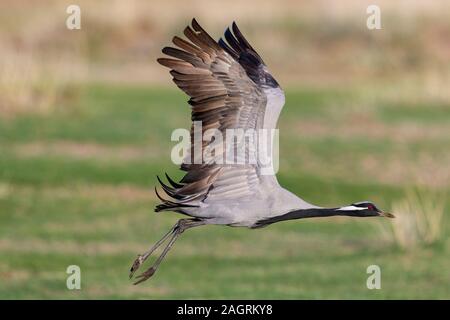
[0,84,449,299]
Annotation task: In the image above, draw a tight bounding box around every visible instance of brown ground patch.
[284,148,450,188]
[0,228,360,258]
[6,135,450,189]
[287,118,450,143]
[6,183,156,203]
[282,116,450,188]
[0,238,145,256]
[13,141,164,161]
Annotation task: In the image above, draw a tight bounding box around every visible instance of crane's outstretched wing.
[155,19,284,213]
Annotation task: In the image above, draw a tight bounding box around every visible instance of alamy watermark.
[366,264,381,289]
[66,4,81,30]
[171,122,279,175]
[66,265,81,290]
[366,5,381,30]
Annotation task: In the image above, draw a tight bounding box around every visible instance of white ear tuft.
[337,205,367,211]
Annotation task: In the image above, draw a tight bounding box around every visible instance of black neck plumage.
[252,208,369,228]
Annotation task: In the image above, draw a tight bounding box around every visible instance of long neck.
[253,208,365,228]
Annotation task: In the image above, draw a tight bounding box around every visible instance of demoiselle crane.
[129,19,394,284]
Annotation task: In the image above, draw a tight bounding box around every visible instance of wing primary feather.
[170,70,205,81]
[154,187,174,204]
[218,38,238,59]
[231,21,263,63]
[183,26,215,56]
[224,27,244,53]
[162,47,207,68]
[172,36,203,56]
[165,172,184,188]
[155,19,274,214]
[191,18,222,50]
[156,175,178,197]
[157,58,191,68]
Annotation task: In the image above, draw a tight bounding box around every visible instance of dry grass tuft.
[0,52,82,117]
[0,182,12,199]
[379,188,447,249]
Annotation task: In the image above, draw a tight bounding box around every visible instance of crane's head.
[337,201,395,218]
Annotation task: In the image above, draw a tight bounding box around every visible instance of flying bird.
[129,19,394,284]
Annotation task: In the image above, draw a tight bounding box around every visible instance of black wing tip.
[156,57,174,68]
[165,172,183,189]
[220,21,264,64]
[161,46,171,54]
[219,37,238,59]
[231,21,239,32]
[191,18,204,32]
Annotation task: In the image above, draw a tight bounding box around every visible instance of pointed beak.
[380,211,395,218]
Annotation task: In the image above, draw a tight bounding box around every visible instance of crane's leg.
[129,218,205,284]
[129,224,177,278]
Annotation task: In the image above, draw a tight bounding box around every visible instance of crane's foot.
[133,266,156,285]
[129,254,145,279]
[129,219,206,284]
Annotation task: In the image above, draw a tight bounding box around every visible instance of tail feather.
[154,176,201,213]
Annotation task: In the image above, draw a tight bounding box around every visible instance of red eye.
[367,204,375,210]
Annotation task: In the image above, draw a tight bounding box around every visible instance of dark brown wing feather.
[155,19,267,213]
